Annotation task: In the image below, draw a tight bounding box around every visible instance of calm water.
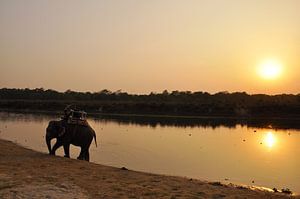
[0,112,299,193]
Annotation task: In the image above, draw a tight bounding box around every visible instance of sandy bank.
[0,139,297,199]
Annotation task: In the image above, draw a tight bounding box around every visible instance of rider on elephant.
[60,105,74,137]
[62,105,74,120]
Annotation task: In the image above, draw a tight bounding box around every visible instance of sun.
[258,59,283,80]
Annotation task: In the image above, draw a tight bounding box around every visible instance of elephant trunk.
[46,134,52,154]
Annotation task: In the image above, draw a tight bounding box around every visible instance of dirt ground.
[0,139,297,199]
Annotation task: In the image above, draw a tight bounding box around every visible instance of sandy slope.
[0,139,297,199]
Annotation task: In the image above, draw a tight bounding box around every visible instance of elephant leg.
[63,144,70,158]
[77,148,85,160]
[77,147,90,161]
[85,151,90,162]
[51,141,63,155]
[83,145,91,162]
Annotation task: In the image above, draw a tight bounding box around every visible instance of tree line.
[0,88,299,118]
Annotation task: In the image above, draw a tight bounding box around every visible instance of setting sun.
[258,59,283,80]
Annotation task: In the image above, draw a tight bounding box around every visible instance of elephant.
[45,120,97,161]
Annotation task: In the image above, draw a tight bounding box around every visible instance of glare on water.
[264,131,276,148]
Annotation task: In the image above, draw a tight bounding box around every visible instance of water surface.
[0,112,299,193]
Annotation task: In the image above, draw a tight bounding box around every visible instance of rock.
[281,188,292,194]
[209,182,223,186]
[121,167,128,171]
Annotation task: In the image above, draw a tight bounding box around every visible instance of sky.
[0,0,299,94]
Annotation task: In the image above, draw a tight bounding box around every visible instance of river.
[0,112,299,193]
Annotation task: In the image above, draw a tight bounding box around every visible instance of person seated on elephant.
[62,105,73,121]
[59,105,74,137]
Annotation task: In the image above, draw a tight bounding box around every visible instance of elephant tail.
[93,132,98,147]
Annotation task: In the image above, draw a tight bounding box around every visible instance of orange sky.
[0,0,299,94]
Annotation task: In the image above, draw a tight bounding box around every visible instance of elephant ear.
[58,126,66,137]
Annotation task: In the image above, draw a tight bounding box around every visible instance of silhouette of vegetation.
[0,88,300,118]
[92,114,300,130]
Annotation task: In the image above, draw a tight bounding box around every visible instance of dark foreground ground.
[0,139,298,199]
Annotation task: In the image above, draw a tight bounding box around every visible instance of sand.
[0,139,297,199]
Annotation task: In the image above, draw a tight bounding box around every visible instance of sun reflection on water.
[264,131,277,148]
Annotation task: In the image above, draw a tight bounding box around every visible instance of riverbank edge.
[0,139,297,198]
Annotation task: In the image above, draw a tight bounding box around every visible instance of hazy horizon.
[1,0,299,94]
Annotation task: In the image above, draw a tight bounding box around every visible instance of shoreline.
[0,139,297,198]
